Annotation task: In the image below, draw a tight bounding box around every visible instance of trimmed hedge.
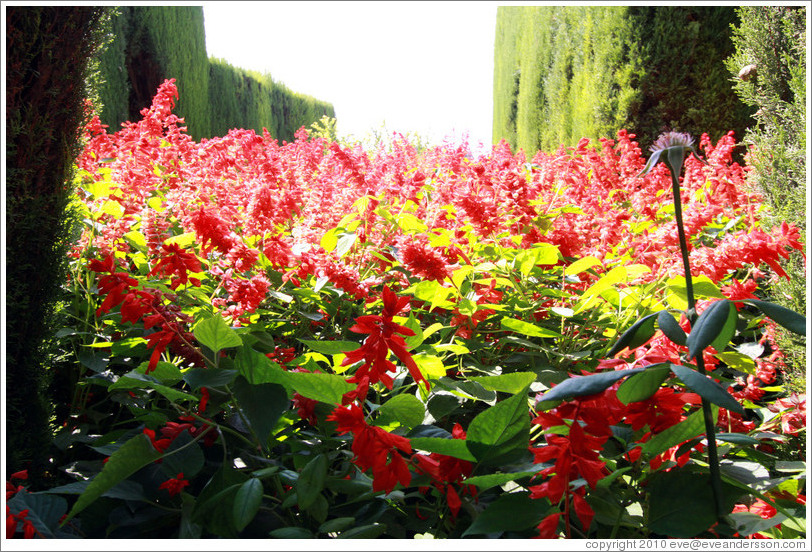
[95,6,334,142]
[5,6,109,483]
[493,6,754,154]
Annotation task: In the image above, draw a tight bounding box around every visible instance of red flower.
[327,404,412,494]
[342,286,428,390]
[412,423,475,518]
[148,243,202,290]
[159,472,190,497]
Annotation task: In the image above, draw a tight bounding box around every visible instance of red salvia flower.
[159,472,190,497]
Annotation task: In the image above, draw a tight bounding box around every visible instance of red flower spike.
[159,472,190,497]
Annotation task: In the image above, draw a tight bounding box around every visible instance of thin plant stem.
[669,169,725,523]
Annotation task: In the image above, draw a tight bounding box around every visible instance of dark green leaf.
[160,430,205,479]
[716,433,761,446]
[298,339,360,355]
[270,527,314,538]
[462,492,551,536]
[670,363,744,414]
[62,434,162,523]
[743,299,806,335]
[297,454,328,510]
[657,310,687,346]
[648,466,740,538]
[538,368,644,403]
[194,315,242,353]
[236,346,283,384]
[318,517,356,534]
[607,313,659,357]
[233,478,263,532]
[182,367,238,390]
[463,471,538,491]
[231,376,289,448]
[466,387,531,464]
[616,363,671,404]
[409,437,476,462]
[641,405,717,457]
[7,492,68,538]
[687,299,735,359]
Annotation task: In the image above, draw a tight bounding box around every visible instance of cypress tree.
[5,6,109,484]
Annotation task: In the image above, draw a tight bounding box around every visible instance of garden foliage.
[724,5,807,382]
[493,6,754,155]
[6,81,806,539]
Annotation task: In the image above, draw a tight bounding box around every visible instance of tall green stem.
[669,170,725,522]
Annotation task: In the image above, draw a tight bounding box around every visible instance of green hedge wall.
[95,6,334,142]
[209,58,335,141]
[493,6,754,154]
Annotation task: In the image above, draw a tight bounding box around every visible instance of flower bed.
[6,80,805,540]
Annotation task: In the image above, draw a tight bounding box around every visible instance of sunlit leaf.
[669,363,744,414]
[686,299,735,359]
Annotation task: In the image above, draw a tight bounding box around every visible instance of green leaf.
[7,492,68,538]
[62,433,162,523]
[285,371,355,405]
[409,280,454,310]
[135,360,182,385]
[231,376,289,449]
[235,346,284,385]
[108,372,198,403]
[665,275,725,310]
[743,299,806,335]
[716,433,761,446]
[412,353,447,380]
[270,527,314,538]
[513,243,559,275]
[648,466,740,538]
[409,437,476,462]
[298,339,360,355]
[616,363,671,404]
[670,363,744,414]
[565,255,602,276]
[462,492,551,536]
[657,310,687,346]
[233,478,263,532]
[318,517,356,534]
[463,471,538,491]
[182,367,238,390]
[468,372,537,394]
[466,387,531,465]
[538,368,644,403]
[373,394,425,430]
[715,351,757,375]
[500,316,562,339]
[687,299,735,359]
[640,405,717,457]
[161,430,205,479]
[297,454,328,510]
[194,315,242,353]
[606,312,659,357]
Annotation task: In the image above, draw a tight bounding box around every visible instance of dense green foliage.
[724,6,807,386]
[95,6,333,142]
[209,58,335,140]
[5,6,109,481]
[493,6,754,154]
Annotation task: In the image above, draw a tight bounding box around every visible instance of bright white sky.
[202,1,497,151]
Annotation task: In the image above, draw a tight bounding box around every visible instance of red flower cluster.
[412,423,475,518]
[342,286,427,390]
[159,473,190,497]
[327,404,412,494]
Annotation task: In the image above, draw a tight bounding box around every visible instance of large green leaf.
[640,405,717,457]
[182,367,238,390]
[743,299,806,336]
[468,372,537,394]
[284,371,355,405]
[62,433,162,523]
[232,478,263,532]
[686,299,735,360]
[409,437,476,462]
[616,363,671,404]
[463,471,538,491]
[500,317,562,339]
[373,393,425,430]
[648,466,741,537]
[670,363,744,414]
[231,376,289,448]
[466,387,531,465]
[7,492,68,538]
[194,315,242,353]
[606,312,659,357]
[160,430,205,479]
[109,371,197,404]
[462,492,551,536]
[537,368,644,403]
[297,454,328,510]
